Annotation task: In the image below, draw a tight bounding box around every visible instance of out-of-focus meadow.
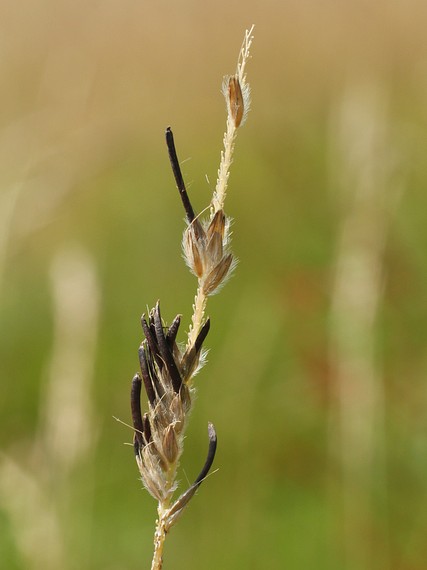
[1,1,427,569]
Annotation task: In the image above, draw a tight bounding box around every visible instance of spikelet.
[182,209,236,296]
[131,302,214,507]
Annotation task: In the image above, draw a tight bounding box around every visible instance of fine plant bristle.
[129,25,254,570]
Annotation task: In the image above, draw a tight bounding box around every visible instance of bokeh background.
[1,1,427,569]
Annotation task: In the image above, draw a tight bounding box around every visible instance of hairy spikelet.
[131,302,212,505]
[182,210,236,296]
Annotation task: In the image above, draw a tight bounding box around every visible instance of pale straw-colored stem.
[186,283,208,351]
[237,24,254,84]
[211,116,238,213]
[151,503,169,570]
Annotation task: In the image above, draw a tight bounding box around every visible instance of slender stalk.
[186,285,208,352]
[151,504,168,570]
[211,116,238,213]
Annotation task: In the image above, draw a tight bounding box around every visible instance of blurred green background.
[1,1,427,569]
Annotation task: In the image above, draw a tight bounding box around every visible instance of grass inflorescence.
[129,25,254,570]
